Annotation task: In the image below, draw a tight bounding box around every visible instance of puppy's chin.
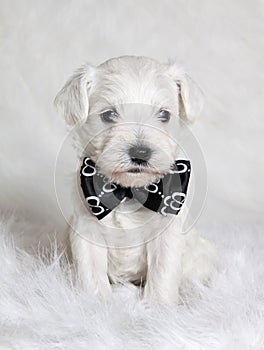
[111,171,161,188]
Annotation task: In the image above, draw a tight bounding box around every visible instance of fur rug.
[0,217,264,350]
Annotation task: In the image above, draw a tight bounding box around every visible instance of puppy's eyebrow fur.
[94,104,118,115]
[88,57,177,110]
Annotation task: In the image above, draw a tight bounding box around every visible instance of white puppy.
[55,56,216,304]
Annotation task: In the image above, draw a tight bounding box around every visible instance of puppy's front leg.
[144,231,185,304]
[69,216,112,301]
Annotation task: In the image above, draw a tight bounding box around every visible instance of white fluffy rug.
[1,218,264,350]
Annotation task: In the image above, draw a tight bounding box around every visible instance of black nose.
[129,145,152,165]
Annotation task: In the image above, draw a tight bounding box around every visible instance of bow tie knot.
[80,157,191,220]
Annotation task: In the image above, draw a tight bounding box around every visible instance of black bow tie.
[80,157,191,220]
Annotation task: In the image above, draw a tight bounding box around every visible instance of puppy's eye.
[158,109,171,122]
[100,110,119,123]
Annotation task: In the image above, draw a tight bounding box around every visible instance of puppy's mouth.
[127,168,144,174]
[110,165,168,187]
[116,167,160,175]
[110,168,160,188]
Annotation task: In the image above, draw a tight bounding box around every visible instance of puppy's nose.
[129,145,152,165]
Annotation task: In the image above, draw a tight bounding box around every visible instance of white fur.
[1,218,264,349]
[55,56,215,303]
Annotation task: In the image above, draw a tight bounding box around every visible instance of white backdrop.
[1,0,263,241]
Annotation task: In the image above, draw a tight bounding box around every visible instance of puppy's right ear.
[54,64,95,125]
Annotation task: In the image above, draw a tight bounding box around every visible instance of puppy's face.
[55,56,203,187]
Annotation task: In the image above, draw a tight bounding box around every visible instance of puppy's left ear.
[167,64,204,123]
[54,63,95,125]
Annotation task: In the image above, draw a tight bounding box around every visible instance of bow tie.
[80,157,191,220]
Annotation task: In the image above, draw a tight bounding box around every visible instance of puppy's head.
[55,56,203,187]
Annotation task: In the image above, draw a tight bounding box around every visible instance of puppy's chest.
[103,199,155,283]
[107,245,147,284]
[101,199,167,283]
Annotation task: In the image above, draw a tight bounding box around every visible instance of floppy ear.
[54,64,95,125]
[167,64,203,123]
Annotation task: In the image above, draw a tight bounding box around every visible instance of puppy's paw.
[143,282,180,305]
[78,276,112,302]
[94,285,112,302]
